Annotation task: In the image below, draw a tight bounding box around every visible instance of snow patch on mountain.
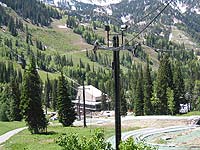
[104,6,112,15]
[191,7,200,15]
[77,0,121,6]
[42,0,122,6]
[0,2,7,7]
[176,1,188,13]
[93,6,112,15]
[121,14,131,23]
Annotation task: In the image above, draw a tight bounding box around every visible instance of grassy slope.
[171,26,200,52]
[0,122,25,136]
[2,125,140,150]
[1,7,159,79]
[2,126,113,150]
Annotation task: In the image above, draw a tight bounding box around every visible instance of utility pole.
[82,74,87,128]
[113,36,121,150]
[105,25,110,47]
[78,96,81,120]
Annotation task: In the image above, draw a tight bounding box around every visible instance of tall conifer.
[9,78,22,121]
[143,57,153,115]
[20,56,47,134]
[173,62,185,114]
[155,55,173,114]
[57,73,76,127]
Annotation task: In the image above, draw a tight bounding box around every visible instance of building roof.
[78,85,102,98]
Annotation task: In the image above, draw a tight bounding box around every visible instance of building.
[73,85,105,114]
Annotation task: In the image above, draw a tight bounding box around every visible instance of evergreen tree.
[20,56,47,134]
[143,58,153,115]
[173,62,185,114]
[51,79,58,111]
[0,85,10,121]
[57,73,76,127]
[44,74,51,114]
[121,89,128,116]
[155,55,173,115]
[9,78,22,121]
[134,68,144,116]
[167,88,175,115]
[193,81,200,110]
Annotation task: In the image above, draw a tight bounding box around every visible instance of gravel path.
[0,127,27,145]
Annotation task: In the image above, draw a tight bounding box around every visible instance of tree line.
[0,0,61,26]
[0,57,76,133]
[66,15,105,45]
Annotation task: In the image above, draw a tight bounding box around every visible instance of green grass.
[0,121,25,136]
[2,125,114,150]
[38,70,60,82]
[2,124,140,150]
[179,111,200,116]
[171,26,200,51]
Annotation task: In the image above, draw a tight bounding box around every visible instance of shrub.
[56,129,113,150]
[119,138,157,150]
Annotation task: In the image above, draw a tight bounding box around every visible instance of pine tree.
[9,78,22,121]
[0,85,10,121]
[57,73,76,127]
[51,79,58,111]
[155,55,173,115]
[134,67,144,116]
[167,88,175,115]
[20,56,47,134]
[44,74,51,114]
[121,89,128,116]
[193,81,200,110]
[173,62,185,114]
[143,57,153,115]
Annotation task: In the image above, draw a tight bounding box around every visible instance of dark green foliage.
[0,85,10,121]
[155,55,173,115]
[44,74,51,114]
[1,0,61,26]
[121,89,128,116]
[0,5,23,36]
[0,103,9,121]
[173,62,185,114]
[133,43,147,60]
[134,67,144,116]
[143,58,153,115]
[193,81,200,110]
[57,73,76,127]
[36,39,44,51]
[20,57,47,134]
[70,17,105,45]
[8,17,18,36]
[0,61,20,83]
[9,78,22,121]
[145,34,195,61]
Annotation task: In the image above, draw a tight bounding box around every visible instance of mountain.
[41,0,121,7]
[41,0,200,53]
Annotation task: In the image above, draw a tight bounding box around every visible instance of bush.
[119,138,157,150]
[0,103,9,121]
[56,129,157,150]
[56,129,113,150]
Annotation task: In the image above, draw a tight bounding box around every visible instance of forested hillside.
[0,0,61,26]
[0,0,200,126]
